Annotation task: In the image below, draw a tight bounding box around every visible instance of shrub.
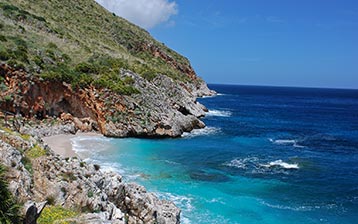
[20,156,33,174]
[37,206,78,224]
[0,165,21,224]
[33,55,44,68]
[7,59,26,70]
[72,73,94,89]
[123,76,135,85]
[87,191,94,198]
[0,35,7,42]
[75,62,98,74]
[47,42,58,49]
[0,50,10,60]
[61,171,77,182]
[25,145,47,158]
[12,45,29,62]
[45,195,56,205]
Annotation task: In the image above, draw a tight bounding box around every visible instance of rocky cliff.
[0,127,180,223]
[0,63,214,138]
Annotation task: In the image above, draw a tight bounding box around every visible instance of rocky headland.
[0,0,216,223]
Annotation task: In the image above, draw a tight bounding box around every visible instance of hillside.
[0,0,196,82]
[0,0,215,138]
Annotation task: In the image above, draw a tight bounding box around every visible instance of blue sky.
[150,0,358,89]
[98,0,358,89]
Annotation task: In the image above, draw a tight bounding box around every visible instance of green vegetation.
[0,0,194,95]
[87,191,94,198]
[60,171,77,182]
[25,144,47,159]
[20,156,33,174]
[38,206,78,224]
[0,164,21,224]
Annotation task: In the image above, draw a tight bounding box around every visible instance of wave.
[260,200,338,212]
[224,157,300,174]
[206,109,232,117]
[157,192,194,213]
[181,127,221,138]
[201,93,226,99]
[70,135,111,153]
[224,157,259,169]
[269,138,305,148]
[260,160,299,169]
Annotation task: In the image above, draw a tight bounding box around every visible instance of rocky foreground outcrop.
[0,128,180,223]
[0,64,215,138]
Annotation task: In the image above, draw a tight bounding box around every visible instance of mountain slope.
[0,0,197,81]
[0,0,215,138]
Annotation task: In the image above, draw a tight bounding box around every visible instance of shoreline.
[42,132,103,158]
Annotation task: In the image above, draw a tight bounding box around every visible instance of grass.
[0,0,195,89]
[0,164,21,224]
[37,206,78,224]
[60,171,77,182]
[20,156,33,174]
[25,144,47,159]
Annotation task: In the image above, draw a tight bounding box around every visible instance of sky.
[96,0,358,89]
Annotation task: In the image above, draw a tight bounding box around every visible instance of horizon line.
[207,83,358,91]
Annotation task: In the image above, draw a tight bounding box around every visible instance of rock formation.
[0,128,180,223]
[0,64,215,138]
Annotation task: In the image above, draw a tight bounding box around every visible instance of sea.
[71,84,358,224]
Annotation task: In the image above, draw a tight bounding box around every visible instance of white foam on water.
[260,160,299,169]
[293,143,306,148]
[260,200,338,212]
[70,135,111,153]
[269,138,306,148]
[181,127,221,138]
[260,200,314,212]
[157,192,194,213]
[162,160,180,165]
[202,95,215,98]
[206,109,232,117]
[223,157,259,169]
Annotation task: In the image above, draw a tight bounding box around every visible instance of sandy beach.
[42,132,103,158]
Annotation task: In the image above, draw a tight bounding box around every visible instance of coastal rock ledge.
[0,129,181,223]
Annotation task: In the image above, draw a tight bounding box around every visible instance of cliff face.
[0,64,214,138]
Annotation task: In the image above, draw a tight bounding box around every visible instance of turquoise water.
[73,85,358,224]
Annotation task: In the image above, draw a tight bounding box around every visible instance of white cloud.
[95,0,178,29]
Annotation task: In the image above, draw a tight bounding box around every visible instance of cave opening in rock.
[178,106,191,116]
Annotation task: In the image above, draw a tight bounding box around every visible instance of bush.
[47,42,58,49]
[20,156,33,174]
[0,165,21,224]
[0,50,10,60]
[45,195,56,206]
[0,35,7,42]
[25,145,47,159]
[75,62,98,74]
[12,45,28,62]
[7,59,26,70]
[37,206,78,224]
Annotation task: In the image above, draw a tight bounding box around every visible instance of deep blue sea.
[73,84,358,224]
